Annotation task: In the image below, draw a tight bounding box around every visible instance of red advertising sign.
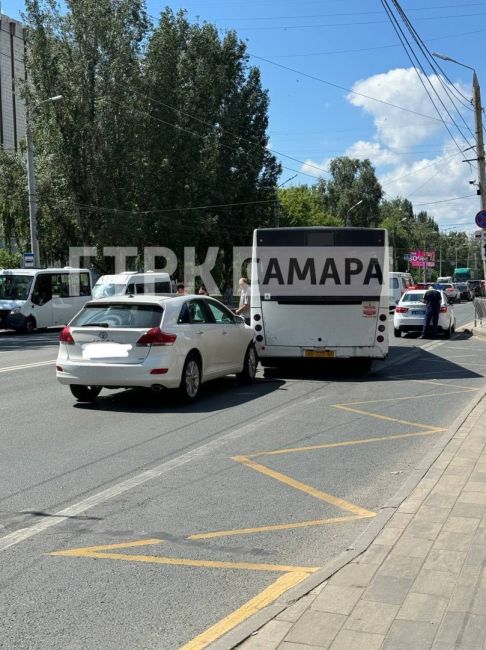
[409,250,435,269]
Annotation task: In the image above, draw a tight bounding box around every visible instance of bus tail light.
[395,306,408,313]
[137,328,176,346]
[59,327,74,345]
[377,335,385,343]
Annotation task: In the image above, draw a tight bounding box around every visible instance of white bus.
[250,227,389,369]
[0,268,92,333]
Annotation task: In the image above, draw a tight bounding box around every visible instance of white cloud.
[298,67,476,228]
[380,147,478,228]
[300,157,332,178]
[345,141,399,167]
[347,68,469,150]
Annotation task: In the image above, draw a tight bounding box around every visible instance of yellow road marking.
[188,514,371,540]
[50,539,164,555]
[246,429,444,459]
[333,404,444,431]
[337,389,477,406]
[232,456,375,518]
[408,379,479,391]
[49,545,317,574]
[180,571,310,650]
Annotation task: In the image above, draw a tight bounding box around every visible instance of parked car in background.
[468,280,484,298]
[0,268,92,333]
[389,272,413,310]
[437,283,459,303]
[92,271,173,299]
[454,283,473,301]
[393,290,455,338]
[56,295,257,403]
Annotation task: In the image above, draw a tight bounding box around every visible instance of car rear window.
[71,303,163,328]
[402,292,425,302]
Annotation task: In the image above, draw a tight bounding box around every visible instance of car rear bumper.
[56,361,182,389]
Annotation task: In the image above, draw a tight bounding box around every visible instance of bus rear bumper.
[256,344,387,362]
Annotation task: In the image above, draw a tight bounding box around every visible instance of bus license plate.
[304,349,335,358]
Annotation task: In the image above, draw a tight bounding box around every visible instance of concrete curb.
[210,323,486,650]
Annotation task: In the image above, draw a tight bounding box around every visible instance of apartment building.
[0,13,26,151]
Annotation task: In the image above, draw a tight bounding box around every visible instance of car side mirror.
[235,314,246,324]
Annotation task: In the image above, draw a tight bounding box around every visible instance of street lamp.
[26,94,63,267]
[345,199,363,227]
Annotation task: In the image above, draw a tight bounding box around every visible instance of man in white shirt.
[235,277,250,325]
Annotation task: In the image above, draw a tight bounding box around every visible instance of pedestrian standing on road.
[176,283,186,295]
[198,285,209,296]
[419,285,442,339]
[235,277,251,325]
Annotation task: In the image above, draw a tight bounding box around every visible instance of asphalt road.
[0,302,483,649]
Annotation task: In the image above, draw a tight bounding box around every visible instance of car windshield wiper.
[81,322,110,328]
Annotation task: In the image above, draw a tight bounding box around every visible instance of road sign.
[475,230,486,239]
[475,210,486,229]
[23,252,34,268]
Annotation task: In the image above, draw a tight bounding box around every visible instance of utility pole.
[473,73,486,214]
[473,73,486,285]
[274,174,297,228]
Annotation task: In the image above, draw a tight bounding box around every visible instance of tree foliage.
[6,1,280,276]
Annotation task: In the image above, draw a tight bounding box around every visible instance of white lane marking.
[0,389,329,552]
[0,360,55,373]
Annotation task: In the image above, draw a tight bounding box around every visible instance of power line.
[76,198,277,216]
[200,4,486,22]
[414,194,477,206]
[257,27,486,58]
[249,53,454,125]
[382,0,474,160]
[216,10,486,31]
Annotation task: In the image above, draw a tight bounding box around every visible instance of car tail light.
[395,306,408,313]
[59,327,74,345]
[439,306,447,313]
[136,328,176,346]
[150,368,169,374]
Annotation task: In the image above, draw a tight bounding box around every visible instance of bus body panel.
[259,301,380,348]
[251,227,389,362]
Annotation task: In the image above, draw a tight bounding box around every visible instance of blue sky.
[3,0,486,230]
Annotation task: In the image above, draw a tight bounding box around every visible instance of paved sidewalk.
[239,396,486,650]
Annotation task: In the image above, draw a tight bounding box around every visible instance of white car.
[438,283,459,303]
[393,290,456,338]
[56,295,257,402]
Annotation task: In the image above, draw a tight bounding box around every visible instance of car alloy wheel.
[181,356,201,401]
[237,343,258,383]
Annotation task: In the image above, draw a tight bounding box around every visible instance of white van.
[389,272,413,310]
[0,268,92,333]
[92,271,173,300]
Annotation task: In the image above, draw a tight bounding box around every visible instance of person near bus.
[235,277,251,325]
[419,285,442,338]
[176,283,186,295]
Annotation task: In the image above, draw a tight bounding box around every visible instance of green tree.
[319,157,383,227]
[278,185,341,226]
[0,150,29,253]
[23,0,149,261]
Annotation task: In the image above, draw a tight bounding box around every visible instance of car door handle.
[198,330,204,335]
[222,330,228,335]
